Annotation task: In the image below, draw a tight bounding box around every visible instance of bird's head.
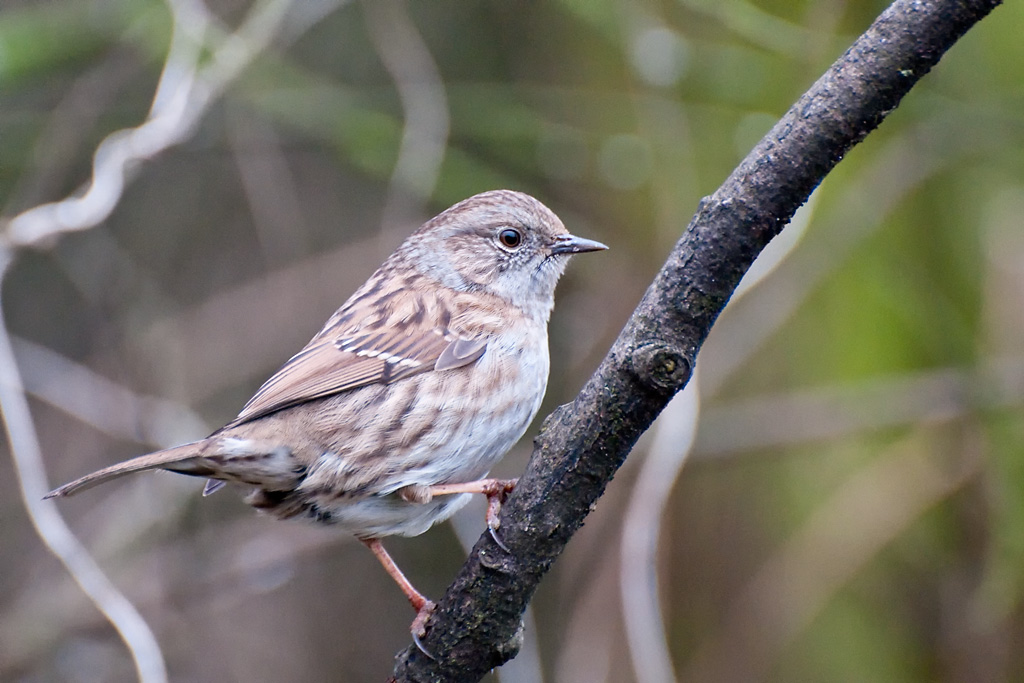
[403,190,607,319]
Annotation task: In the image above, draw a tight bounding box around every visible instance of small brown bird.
[47,189,606,634]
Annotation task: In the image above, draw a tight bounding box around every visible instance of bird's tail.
[45,441,211,499]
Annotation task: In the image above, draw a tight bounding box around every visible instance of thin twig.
[0,1,344,679]
[0,252,168,682]
[618,184,816,683]
[619,380,698,683]
[2,0,300,249]
[13,336,208,446]
[695,355,1024,459]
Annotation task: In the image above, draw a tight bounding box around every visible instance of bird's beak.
[549,234,609,255]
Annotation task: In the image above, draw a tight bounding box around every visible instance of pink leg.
[361,538,435,636]
[423,477,518,530]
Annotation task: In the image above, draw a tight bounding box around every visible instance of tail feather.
[45,441,210,499]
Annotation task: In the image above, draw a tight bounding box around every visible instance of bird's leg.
[360,538,435,638]
[401,478,518,531]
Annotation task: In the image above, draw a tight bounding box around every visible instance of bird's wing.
[225,314,487,429]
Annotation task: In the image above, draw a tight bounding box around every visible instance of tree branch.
[391,0,1003,680]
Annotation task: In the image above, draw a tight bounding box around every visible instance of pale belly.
[247,330,550,538]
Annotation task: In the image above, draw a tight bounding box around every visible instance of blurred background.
[1,0,1023,681]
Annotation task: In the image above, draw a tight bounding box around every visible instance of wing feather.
[225,303,485,428]
[435,337,488,371]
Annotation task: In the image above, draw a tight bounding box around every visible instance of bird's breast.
[244,323,551,536]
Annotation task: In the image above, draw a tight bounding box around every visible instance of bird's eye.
[498,228,523,248]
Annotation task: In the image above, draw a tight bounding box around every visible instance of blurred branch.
[0,49,143,218]
[391,0,1004,680]
[615,196,802,682]
[1,0,330,249]
[0,0,346,680]
[228,107,312,266]
[700,133,948,397]
[683,432,981,681]
[617,179,815,683]
[362,0,450,232]
[13,336,208,447]
[0,254,168,683]
[619,379,699,683]
[695,355,1024,459]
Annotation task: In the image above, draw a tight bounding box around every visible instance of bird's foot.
[410,600,437,659]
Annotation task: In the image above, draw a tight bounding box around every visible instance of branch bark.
[391,0,1003,680]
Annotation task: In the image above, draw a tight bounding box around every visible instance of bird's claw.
[410,600,437,660]
[488,524,510,553]
[483,478,516,529]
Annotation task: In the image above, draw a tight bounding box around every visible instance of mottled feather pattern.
[210,293,547,537]
[47,189,606,543]
[228,283,502,428]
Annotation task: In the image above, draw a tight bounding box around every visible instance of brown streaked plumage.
[46,189,606,635]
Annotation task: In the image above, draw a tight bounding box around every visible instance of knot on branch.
[629,342,692,394]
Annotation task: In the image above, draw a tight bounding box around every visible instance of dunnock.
[47,189,606,633]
